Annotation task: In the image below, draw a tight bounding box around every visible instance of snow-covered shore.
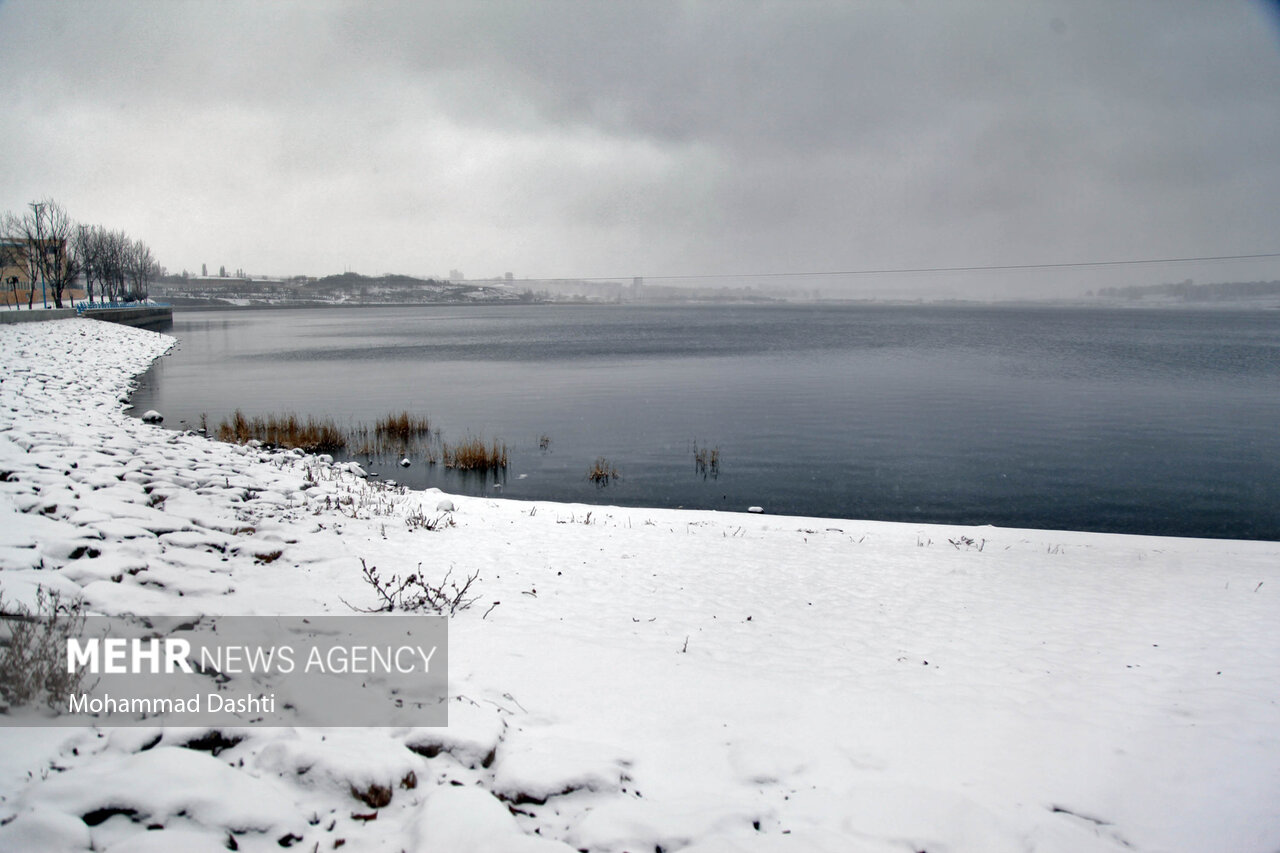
[1,318,1278,853]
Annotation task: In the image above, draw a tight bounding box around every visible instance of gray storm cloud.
[2,0,1279,297]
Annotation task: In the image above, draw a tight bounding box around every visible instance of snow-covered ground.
[1,318,1277,853]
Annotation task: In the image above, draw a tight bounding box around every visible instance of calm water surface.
[130,304,1280,540]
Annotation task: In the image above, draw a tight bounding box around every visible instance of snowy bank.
[1,318,1278,852]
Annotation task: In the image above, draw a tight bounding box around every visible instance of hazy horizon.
[4,1,1280,300]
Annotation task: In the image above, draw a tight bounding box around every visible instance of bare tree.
[2,209,44,309]
[72,224,127,306]
[1,200,82,309]
[124,238,156,302]
[6,201,160,309]
[32,200,80,308]
[72,224,99,305]
[100,229,129,303]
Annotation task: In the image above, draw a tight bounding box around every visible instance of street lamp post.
[29,201,48,308]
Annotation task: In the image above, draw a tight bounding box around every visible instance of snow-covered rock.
[0,806,92,853]
[412,786,578,852]
[14,747,304,838]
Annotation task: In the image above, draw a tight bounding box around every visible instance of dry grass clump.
[375,412,432,441]
[210,408,513,474]
[442,436,509,471]
[588,457,619,485]
[216,410,347,454]
[352,412,436,459]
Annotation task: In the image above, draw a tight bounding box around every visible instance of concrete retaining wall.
[80,306,173,329]
[0,309,77,325]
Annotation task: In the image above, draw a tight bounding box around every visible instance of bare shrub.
[345,559,480,616]
[0,588,90,710]
[406,507,455,532]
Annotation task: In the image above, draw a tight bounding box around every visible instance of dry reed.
[348,412,435,460]
[442,436,509,471]
[588,457,619,485]
[216,410,347,454]
[375,412,432,441]
[694,443,721,478]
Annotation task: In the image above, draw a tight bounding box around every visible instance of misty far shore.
[149,270,1280,310]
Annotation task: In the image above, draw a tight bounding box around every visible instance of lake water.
[129,303,1280,541]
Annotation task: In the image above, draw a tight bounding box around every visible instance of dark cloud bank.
[3,1,1279,298]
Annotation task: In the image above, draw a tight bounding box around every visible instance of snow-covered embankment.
[1,318,1278,853]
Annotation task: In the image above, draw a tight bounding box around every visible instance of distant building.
[449,269,465,281]
[0,240,29,289]
[0,238,84,306]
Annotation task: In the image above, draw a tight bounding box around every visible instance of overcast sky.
[3,1,1279,297]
